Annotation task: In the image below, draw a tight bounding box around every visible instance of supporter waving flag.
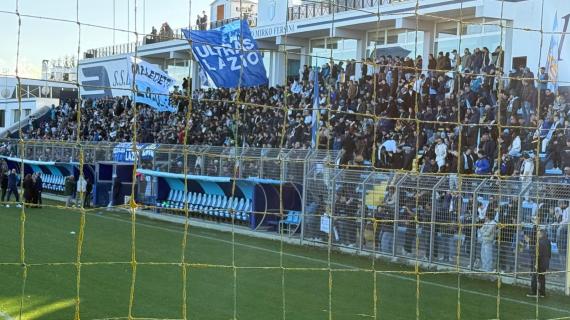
[183,20,268,88]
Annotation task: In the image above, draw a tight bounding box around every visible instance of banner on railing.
[113,143,159,163]
[182,20,268,88]
[79,56,176,112]
[320,215,331,234]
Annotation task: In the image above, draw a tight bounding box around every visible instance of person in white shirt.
[435,137,448,169]
[479,212,497,272]
[555,201,569,252]
[508,135,521,157]
[380,137,397,153]
[76,175,87,207]
[450,49,458,69]
[520,153,535,182]
[291,80,302,94]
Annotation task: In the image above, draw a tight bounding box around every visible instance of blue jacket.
[475,157,491,175]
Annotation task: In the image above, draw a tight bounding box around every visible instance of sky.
[0,0,210,78]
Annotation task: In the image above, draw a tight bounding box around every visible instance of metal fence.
[1,138,568,292]
[287,0,414,21]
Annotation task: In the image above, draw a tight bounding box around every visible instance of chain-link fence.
[1,138,568,292]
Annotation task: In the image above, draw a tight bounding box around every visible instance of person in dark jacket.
[0,169,8,204]
[22,174,34,207]
[112,176,122,206]
[33,173,43,208]
[6,169,21,207]
[65,176,76,207]
[85,178,93,208]
[527,229,551,297]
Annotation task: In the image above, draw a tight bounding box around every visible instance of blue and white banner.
[79,55,176,112]
[198,65,211,87]
[130,57,176,112]
[113,143,159,163]
[183,20,268,88]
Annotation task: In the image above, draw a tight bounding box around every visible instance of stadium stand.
[7,46,570,178]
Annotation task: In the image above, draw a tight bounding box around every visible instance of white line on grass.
[0,311,14,320]
[92,211,570,316]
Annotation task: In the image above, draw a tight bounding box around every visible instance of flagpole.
[311,64,320,149]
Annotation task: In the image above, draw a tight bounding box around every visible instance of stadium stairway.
[0,105,52,138]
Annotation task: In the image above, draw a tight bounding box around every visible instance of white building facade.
[253,0,569,87]
[0,77,77,131]
[78,0,568,89]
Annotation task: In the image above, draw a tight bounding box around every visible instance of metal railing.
[83,15,258,60]
[287,0,415,21]
[1,138,568,292]
[210,15,257,29]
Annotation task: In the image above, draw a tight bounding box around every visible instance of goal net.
[0,0,569,319]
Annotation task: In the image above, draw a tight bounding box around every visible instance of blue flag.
[311,69,320,148]
[183,20,268,88]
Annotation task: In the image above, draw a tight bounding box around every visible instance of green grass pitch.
[0,204,569,320]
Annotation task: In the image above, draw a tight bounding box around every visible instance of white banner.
[79,55,176,111]
[320,215,331,234]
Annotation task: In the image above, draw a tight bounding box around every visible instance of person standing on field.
[22,174,34,207]
[527,229,551,298]
[34,172,43,208]
[84,177,93,208]
[0,169,8,204]
[6,169,21,208]
[112,175,122,207]
[77,175,87,207]
[65,176,76,207]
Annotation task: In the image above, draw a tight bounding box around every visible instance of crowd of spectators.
[4,45,570,180]
[1,45,569,280]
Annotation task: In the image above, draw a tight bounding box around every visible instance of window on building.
[13,110,20,123]
[435,18,505,55]
[368,29,424,59]
[0,110,5,127]
[368,30,386,47]
[310,38,357,67]
[461,20,483,36]
[386,29,408,44]
[24,109,31,117]
[436,22,458,39]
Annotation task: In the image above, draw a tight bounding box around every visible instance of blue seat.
[235,198,245,221]
[199,194,211,213]
[241,199,252,221]
[158,189,174,208]
[209,195,220,216]
[224,197,235,218]
[192,193,202,211]
[279,211,301,235]
[206,195,218,216]
[174,190,184,208]
[182,192,192,208]
[58,176,65,191]
[167,190,177,208]
[216,197,228,217]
